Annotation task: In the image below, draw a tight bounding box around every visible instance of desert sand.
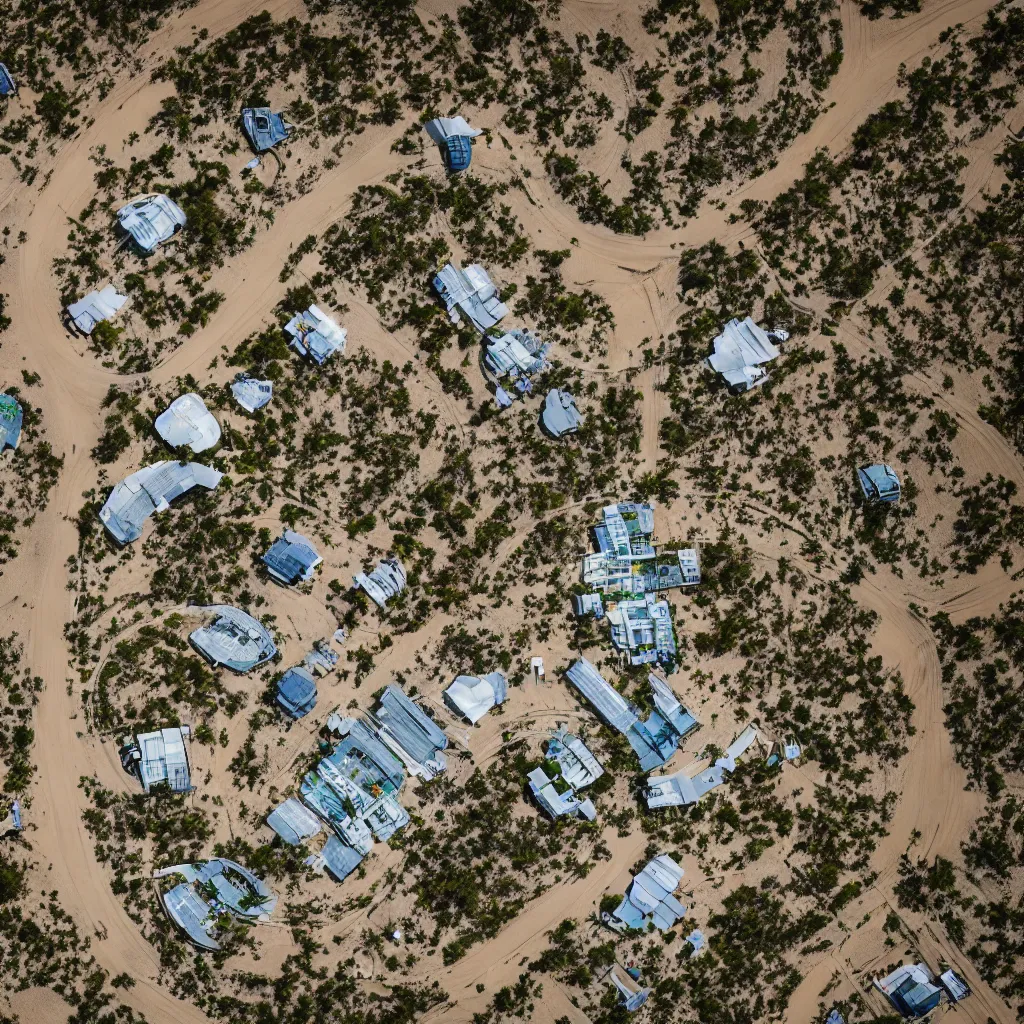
[0,0,1020,1022]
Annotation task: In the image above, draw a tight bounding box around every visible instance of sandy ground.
[0,0,1019,1022]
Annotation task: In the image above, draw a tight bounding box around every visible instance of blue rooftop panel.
[277,667,317,719]
[0,65,16,98]
[443,134,473,171]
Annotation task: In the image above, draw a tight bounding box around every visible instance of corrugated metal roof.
[374,685,448,766]
[189,605,277,673]
[321,836,364,882]
[267,797,322,846]
[99,461,223,545]
[565,658,640,734]
[263,530,321,585]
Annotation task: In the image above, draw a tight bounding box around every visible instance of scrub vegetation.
[3,1,1024,1023]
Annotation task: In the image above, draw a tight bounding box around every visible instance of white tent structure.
[707,317,787,391]
[117,194,186,253]
[443,672,507,724]
[67,285,128,335]
[155,393,221,453]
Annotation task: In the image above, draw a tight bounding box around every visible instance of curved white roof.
[117,194,186,253]
[155,393,221,452]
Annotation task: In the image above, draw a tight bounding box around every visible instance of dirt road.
[0,1,1016,1022]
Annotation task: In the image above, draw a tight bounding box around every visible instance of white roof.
[423,116,482,142]
[708,317,780,387]
[444,672,506,724]
[725,724,758,761]
[155,393,221,452]
[99,461,223,544]
[117,194,186,253]
[231,375,273,412]
[67,285,128,334]
[283,304,347,364]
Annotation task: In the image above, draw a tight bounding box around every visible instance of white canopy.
[67,285,128,335]
[708,317,780,389]
[155,393,221,453]
[423,116,482,143]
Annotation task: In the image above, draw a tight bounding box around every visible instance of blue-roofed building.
[276,666,318,719]
[0,395,23,451]
[0,64,16,97]
[875,964,944,1018]
[424,116,482,172]
[263,530,322,585]
[242,107,290,152]
[858,463,901,503]
[566,660,698,772]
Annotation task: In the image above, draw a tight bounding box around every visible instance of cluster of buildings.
[874,962,970,1017]
[574,502,699,667]
[526,724,603,821]
[432,261,583,438]
[266,685,448,882]
[566,659,699,772]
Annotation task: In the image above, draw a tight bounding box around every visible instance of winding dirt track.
[0,1,1017,1022]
